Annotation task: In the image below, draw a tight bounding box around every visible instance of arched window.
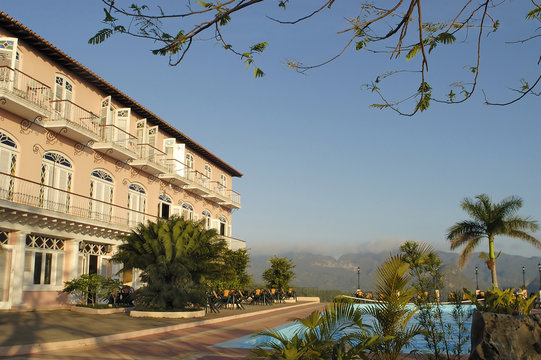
[186,153,194,169]
[127,183,146,226]
[181,202,194,220]
[90,169,114,221]
[158,192,172,219]
[0,130,18,198]
[40,151,72,212]
[202,210,211,229]
[219,216,227,236]
[52,74,74,121]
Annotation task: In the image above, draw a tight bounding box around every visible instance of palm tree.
[446,194,540,288]
[114,216,227,310]
[252,301,381,360]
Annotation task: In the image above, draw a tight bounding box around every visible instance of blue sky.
[3,1,541,263]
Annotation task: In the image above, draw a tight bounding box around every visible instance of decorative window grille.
[43,152,72,168]
[91,169,113,182]
[128,183,146,194]
[159,192,172,203]
[79,241,110,255]
[0,131,17,149]
[182,202,194,220]
[0,231,7,244]
[25,234,64,251]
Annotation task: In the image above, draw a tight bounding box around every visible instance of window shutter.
[0,37,18,68]
[114,108,130,146]
[174,144,185,176]
[147,126,158,160]
[170,206,181,217]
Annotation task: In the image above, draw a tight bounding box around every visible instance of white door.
[0,245,14,309]
[147,126,158,161]
[91,180,113,221]
[114,108,130,147]
[0,147,15,199]
[41,160,71,212]
[135,119,146,158]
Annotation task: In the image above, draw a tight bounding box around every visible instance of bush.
[63,274,121,307]
[464,287,537,315]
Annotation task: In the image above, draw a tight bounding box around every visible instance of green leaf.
[250,42,268,53]
[88,28,114,45]
[196,1,214,9]
[406,44,421,61]
[254,67,265,78]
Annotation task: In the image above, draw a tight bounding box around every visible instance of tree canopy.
[92,0,540,115]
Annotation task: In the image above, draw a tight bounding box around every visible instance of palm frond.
[505,230,541,248]
[458,237,481,268]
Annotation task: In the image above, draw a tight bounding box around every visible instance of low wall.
[296,297,320,303]
[130,309,206,319]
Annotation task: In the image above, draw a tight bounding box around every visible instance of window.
[52,74,74,120]
[186,153,194,169]
[159,192,172,219]
[0,130,18,200]
[127,183,146,227]
[204,164,212,179]
[24,234,64,287]
[0,37,18,68]
[219,216,227,236]
[90,169,114,222]
[78,241,112,277]
[181,202,194,220]
[202,210,211,229]
[40,151,72,213]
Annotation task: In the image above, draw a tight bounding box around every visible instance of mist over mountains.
[248,250,541,294]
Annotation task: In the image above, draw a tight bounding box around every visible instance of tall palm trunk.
[488,234,499,288]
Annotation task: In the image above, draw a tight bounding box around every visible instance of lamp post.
[475,266,479,290]
[538,263,541,291]
[356,266,360,290]
[522,266,526,289]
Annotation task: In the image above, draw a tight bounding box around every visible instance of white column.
[11,231,27,305]
[67,239,81,280]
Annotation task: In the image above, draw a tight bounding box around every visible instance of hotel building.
[0,12,244,310]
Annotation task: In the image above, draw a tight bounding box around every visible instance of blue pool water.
[214,304,475,352]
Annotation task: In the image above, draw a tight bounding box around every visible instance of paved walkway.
[1,302,325,359]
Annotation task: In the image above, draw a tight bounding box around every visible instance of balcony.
[129,143,168,175]
[0,171,158,237]
[43,100,100,143]
[222,236,246,250]
[159,159,195,186]
[93,124,138,161]
[183,171,211,196]
[0,66,51,120]
[201,182,242,209]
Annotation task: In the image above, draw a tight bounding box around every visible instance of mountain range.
[248,250,541,294]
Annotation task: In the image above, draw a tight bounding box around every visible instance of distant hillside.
[248,250,540,293]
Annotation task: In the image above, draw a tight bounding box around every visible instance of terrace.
[43,99,100,143]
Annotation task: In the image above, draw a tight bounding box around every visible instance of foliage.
[251,301,384,360]
[63,274,121,307]
[262,256,296,293]
[211,248,251,290]
[464,287,537,316]
[362,254,420,360]
[447,194,539,288]
[92,1,541,115]
[448,291,471,358]
[113,216,227,310]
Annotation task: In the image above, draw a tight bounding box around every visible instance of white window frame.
[23,235,65,291]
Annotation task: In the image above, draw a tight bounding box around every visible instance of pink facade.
[0,12,244,310]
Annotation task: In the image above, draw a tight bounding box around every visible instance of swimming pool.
[213,304,475,352]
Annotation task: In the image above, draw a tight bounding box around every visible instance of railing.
[222,236,246,250]
[193,171,211,190]
[0,66,52,110]
[164,158,195,181]
[209,181,227,197]
[49,99,100,135]
[136,143,167,168]
[229,190,241,206]
[0,172,157,229]
[98,124,137,153]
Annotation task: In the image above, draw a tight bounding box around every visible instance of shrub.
[63,274,121,307]
[464,287,537,315]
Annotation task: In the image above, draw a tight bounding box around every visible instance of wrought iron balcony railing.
[0,171,155,229]
[0,66,52,112]
[135,143,167,168]
[98,124,137,154]
[49,99,100,135]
